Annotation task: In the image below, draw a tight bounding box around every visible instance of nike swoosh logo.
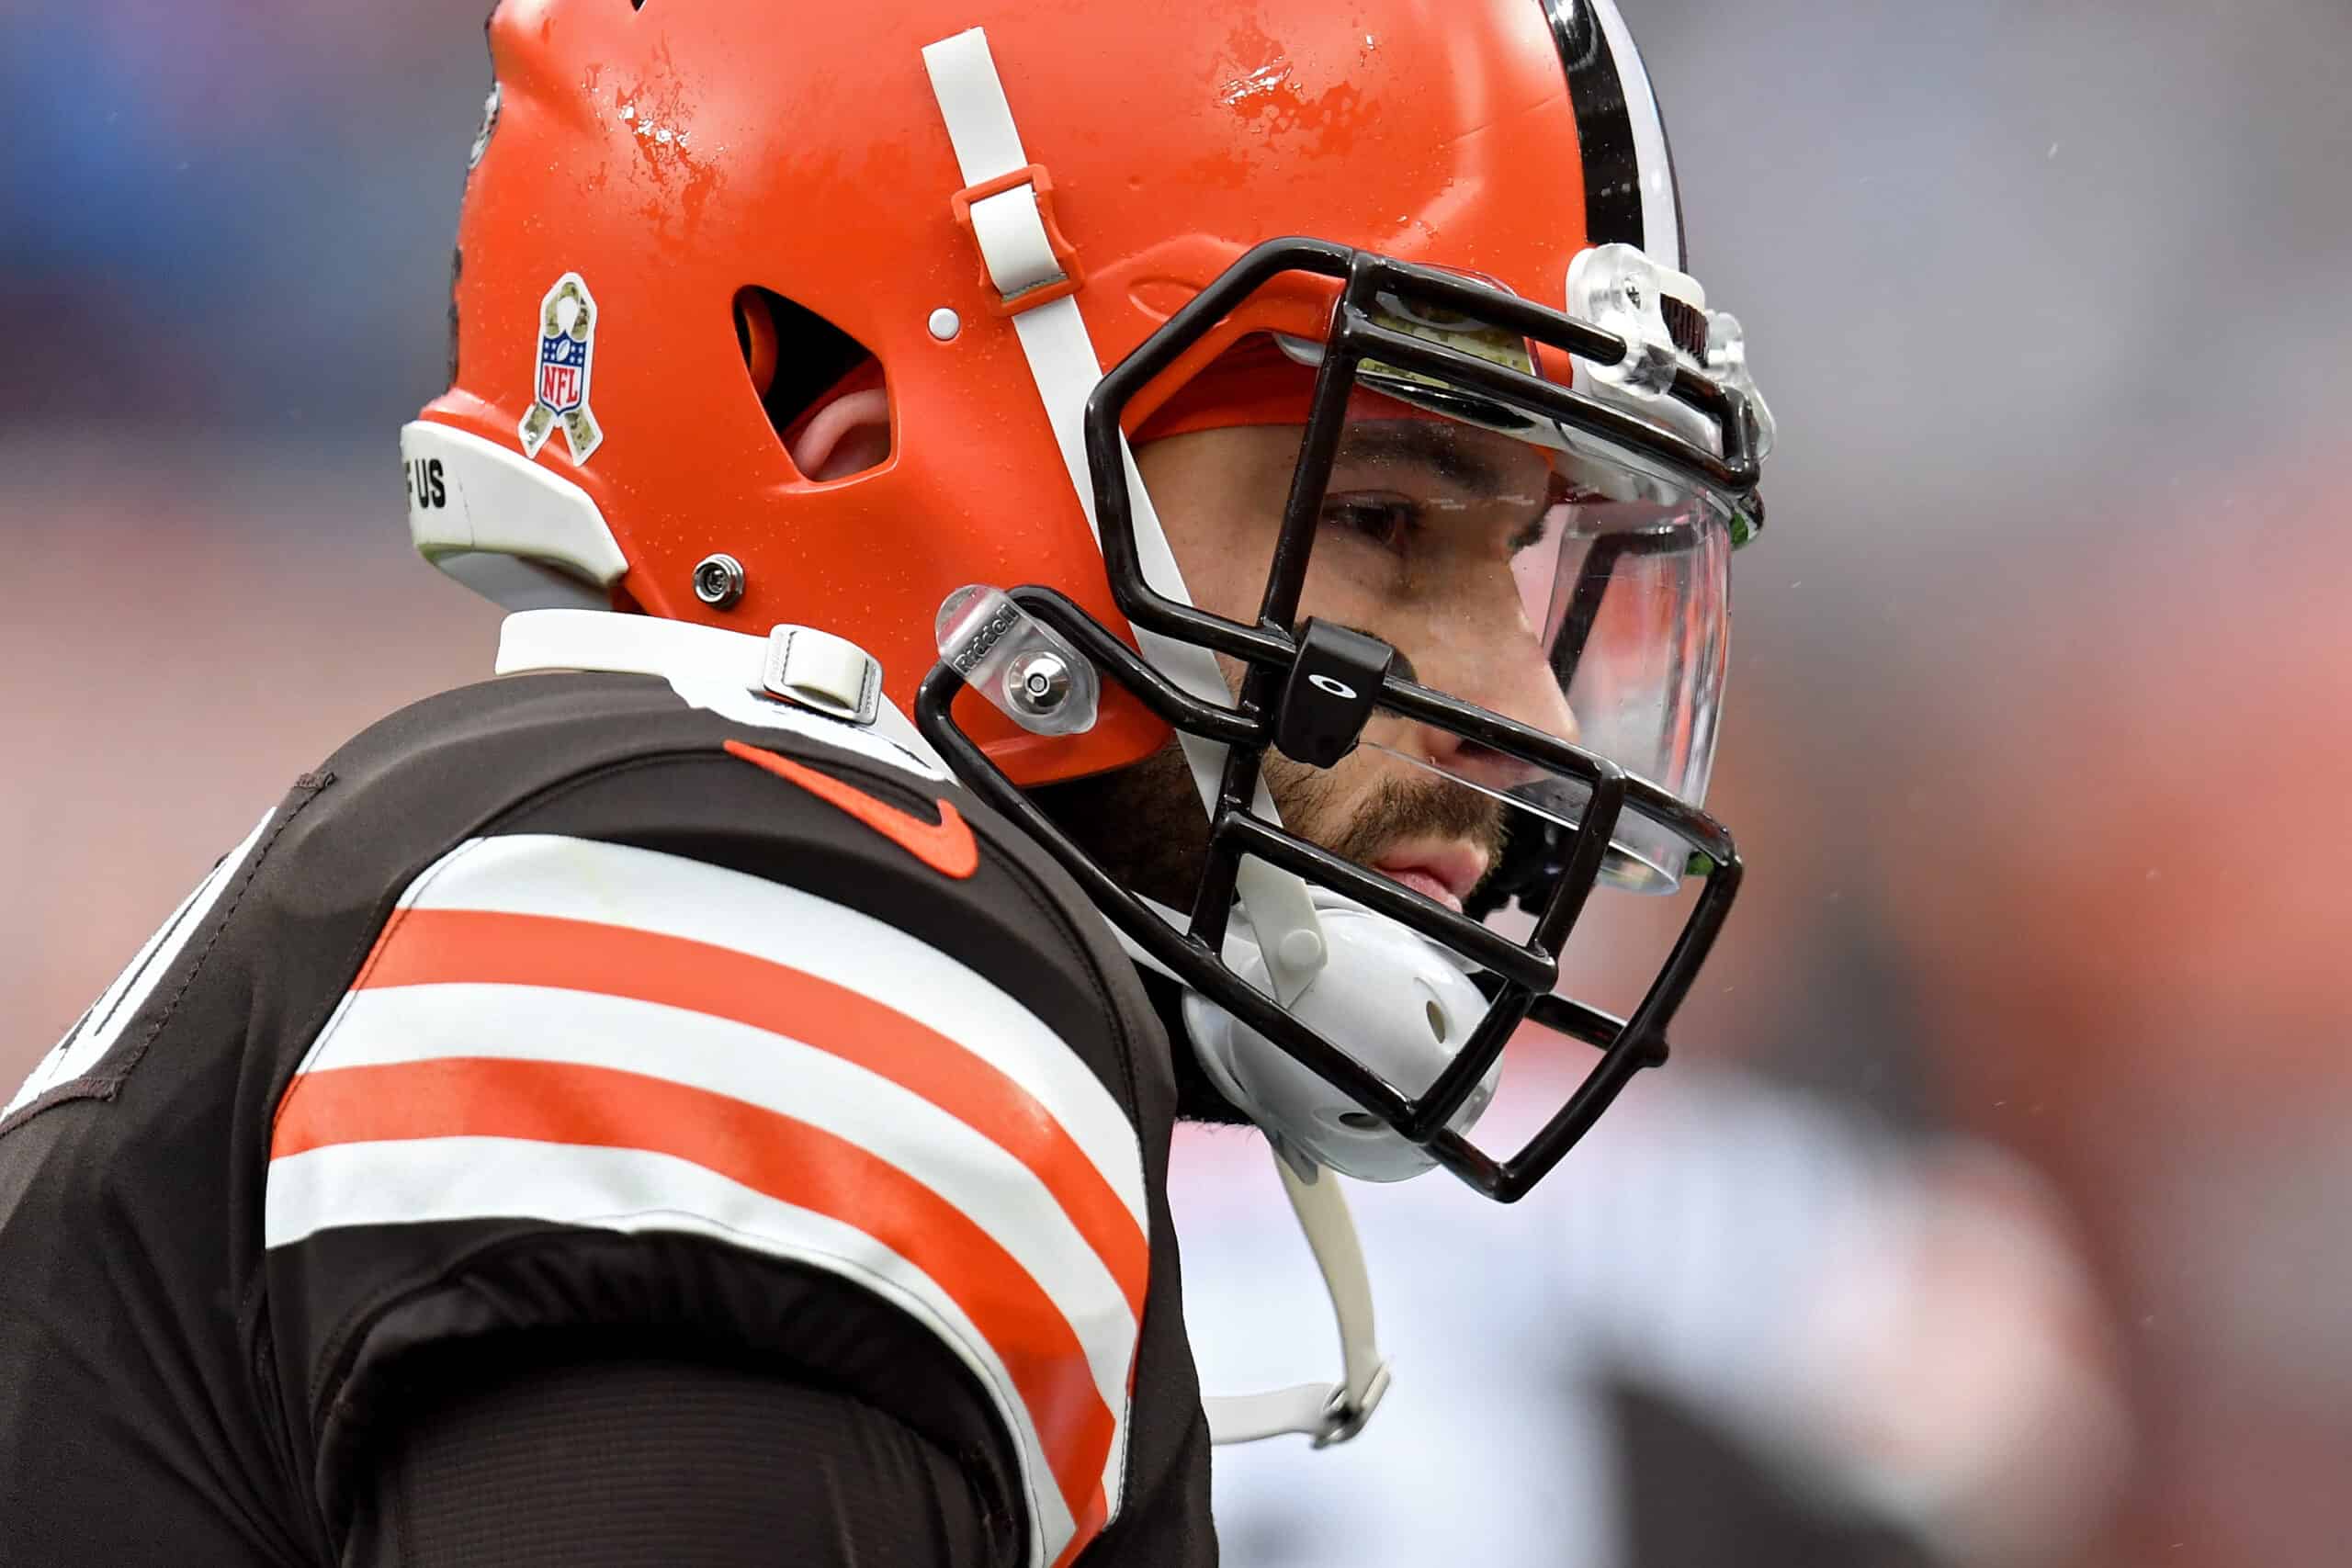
[723,739,979,880]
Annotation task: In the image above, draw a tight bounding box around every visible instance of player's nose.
[1396,634,1576,795]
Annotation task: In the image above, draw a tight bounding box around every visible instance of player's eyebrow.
[1334,420,1558,551]
[1334,421,1510,493]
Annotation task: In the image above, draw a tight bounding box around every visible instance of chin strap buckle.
[1199,1148,1392,1449]
[762,626,882,727]
[1312,1359,1393,1449]
[928,27,1083,319]
[948,162,1084,317]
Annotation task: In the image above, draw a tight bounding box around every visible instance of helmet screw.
[692,553,745,610]
[1004,650,1071,716]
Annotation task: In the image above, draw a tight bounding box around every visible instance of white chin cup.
[1182,902,1499,1182]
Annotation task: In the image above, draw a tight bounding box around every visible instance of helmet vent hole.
[732,286,892,481]
[1424,998,1448,1043]
[1337,1111,1383,1133]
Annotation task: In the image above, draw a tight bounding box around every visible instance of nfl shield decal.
[520,273,604,465]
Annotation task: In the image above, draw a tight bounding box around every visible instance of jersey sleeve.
[259,735,1157,1568]
[345,1355,1013,1568]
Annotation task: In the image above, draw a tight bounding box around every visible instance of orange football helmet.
[404,0,1775,1201]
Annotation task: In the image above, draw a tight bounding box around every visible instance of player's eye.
[1319,492,1419,550]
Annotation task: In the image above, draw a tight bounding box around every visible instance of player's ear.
[733,287,893,483]
[787,385,892,482]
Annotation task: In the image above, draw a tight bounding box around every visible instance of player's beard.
[1031,738,1509,1122]
[1034,739,1508,911]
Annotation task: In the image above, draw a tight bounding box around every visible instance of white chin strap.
[923,28,1394,1447]
[1114,912,1396,1447]
[1210,1153,1395,1446]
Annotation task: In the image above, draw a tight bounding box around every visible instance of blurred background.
[3,0,2346,1563]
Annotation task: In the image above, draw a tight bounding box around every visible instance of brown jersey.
[0,662,1215,1567]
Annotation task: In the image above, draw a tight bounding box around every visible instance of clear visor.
[1143,342,1733,898]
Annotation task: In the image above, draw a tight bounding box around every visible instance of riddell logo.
[950,604,1020,673]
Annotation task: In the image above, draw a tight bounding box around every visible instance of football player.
[0,3,1773,1564]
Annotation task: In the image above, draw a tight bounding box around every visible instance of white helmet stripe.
[1586,0,1683,268]
[1539,0,1685,270]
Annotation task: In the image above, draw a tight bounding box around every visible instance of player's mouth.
[1370,840,1491,914]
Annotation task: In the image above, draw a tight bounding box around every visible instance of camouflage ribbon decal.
[519,272,604,465]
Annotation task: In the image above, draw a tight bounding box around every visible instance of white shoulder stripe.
[287,981,1140,1424]
[267,1135,1075,1568]
[391,833,1146,1225]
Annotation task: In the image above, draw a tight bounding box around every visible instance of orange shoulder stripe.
[273,1054,1114,1543]
[311,906,1148,1318]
